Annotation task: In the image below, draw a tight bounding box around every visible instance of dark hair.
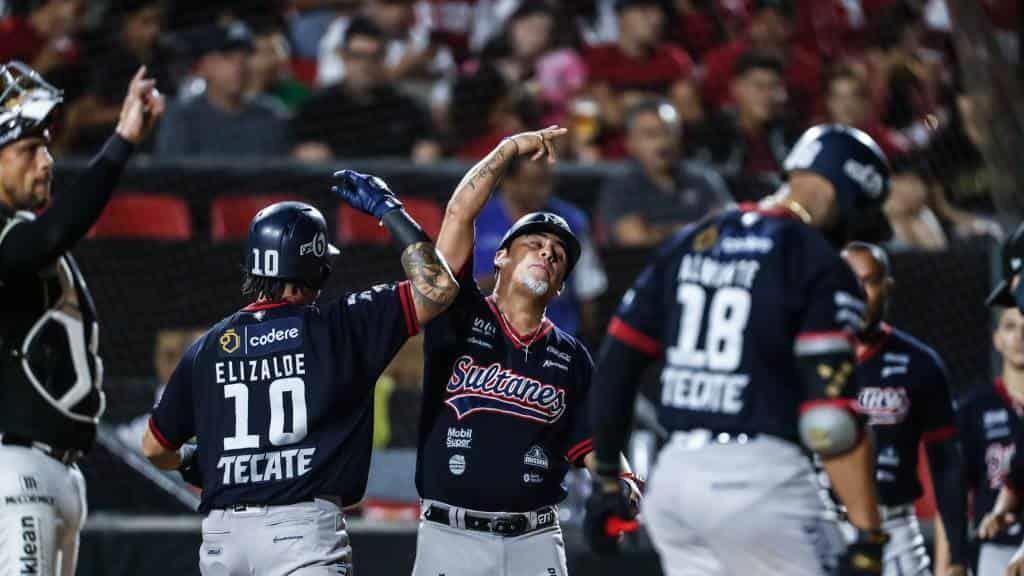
[873,0,922,51]
[623,98,676,133]
[241,271,319,300]
[343,16,385,51]
[843,241,892,276]
[826,64,867,97]
[751,0,793,19]
[733,50,784,79]
[450,64,510,143]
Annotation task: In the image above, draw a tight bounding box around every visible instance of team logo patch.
[523,446,549,469]
[220,318,303,357]
[300,232,327,258]
[445,355,567,424]
[855,387,909,425]
[220,329,241,354]
[693,226,718,252]
[522,472,544,485]
[449,454,466,476]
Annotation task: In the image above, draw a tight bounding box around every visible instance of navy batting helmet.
[783,124,890,218]
[498,212,581,273]
[246,202,339,288]
[0,61,62,149]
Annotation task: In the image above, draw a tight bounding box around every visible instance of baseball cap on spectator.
[614,0,663,12]
[987,222,1024,308]
[183,22,253,61]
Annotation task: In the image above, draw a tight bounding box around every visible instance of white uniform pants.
[979,543,1018,576]
[643,432,844,576]
[200,498,352,576]
[411,500,568,576]
[0,445,86,576]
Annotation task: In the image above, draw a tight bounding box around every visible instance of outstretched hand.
[115,66,165,144]
[504,125,568,164]
[331,170,403,220]
[979,510,1017,540]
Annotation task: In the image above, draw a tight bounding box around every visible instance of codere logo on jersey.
[220,317,303,357]
[445,355,566,424]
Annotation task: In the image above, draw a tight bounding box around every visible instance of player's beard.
[515,269,550,297]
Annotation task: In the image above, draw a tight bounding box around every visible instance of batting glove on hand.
[331,170,403,221]
[584,478,639,555]
[839,528,888,576]
[178,441,201,487]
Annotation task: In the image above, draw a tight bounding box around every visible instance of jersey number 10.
[223,377,308,450]
[667,284,751,371]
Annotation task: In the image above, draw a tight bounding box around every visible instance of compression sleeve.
[381,208,431,249]
[926,438,968,566]
[591,336,653,478]
[0,134,133,278]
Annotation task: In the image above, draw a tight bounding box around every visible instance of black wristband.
[381,208,431,249]
[101,134,135,164]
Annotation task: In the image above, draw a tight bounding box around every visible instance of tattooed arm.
[437,125,567,274]
[376,210,458,326]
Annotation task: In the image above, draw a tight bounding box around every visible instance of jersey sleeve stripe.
[608,317,662,357]
[566,438,593,464]
[921,426,957,444]
[799,398,856,414]
[398,280,419,337]
[795,331,853,357]
[148,417,179,450]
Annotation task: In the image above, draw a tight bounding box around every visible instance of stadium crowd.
[0,0,1014,251]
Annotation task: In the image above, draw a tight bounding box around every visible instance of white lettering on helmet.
[842,159,884,198]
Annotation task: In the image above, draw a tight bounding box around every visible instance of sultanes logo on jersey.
[445,355,566,424]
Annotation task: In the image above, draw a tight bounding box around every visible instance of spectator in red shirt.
[584,0,695,136]
[824,65,909,161]
[689,50,795,202]
[0,0,83,74]
[701,0,822,124]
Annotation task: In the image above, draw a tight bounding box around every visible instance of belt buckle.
[233,504,248,512]
[491,515,526,536]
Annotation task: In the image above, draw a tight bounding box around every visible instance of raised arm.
[331,170,458,325]
[437,125,566,274]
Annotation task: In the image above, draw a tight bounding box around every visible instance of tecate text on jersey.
[215,353,307,384]
[217,447,317,486]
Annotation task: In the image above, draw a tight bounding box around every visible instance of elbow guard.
[799,401,862,458]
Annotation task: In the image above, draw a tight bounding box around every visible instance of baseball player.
[586,124,892,576]
[0,63,163,575]
[840,242,967,576]
[410,126,640,576]
[141,173,458,575]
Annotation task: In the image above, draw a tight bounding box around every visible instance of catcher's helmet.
[498,212,581,274]
[246,202,339,288]
[0,61,62,148]
[783,124,890,219]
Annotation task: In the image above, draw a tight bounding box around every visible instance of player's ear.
[494,249,510,270]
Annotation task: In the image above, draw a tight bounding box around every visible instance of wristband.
[381,208,430,249]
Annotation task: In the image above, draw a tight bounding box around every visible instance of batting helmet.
[0,61,62,149]
[783,124,890,218]
[498,212,581,274]
[246,201,339,288]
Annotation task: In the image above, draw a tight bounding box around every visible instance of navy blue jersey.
[608,205,864,442]
[149,282,418,513]
[416,263,594,512]
[956,380,1024,546]
[854,324,956,506]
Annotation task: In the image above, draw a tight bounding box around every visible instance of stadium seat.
[211,195,305,241]
[88,193,191,240]
[337,197,444,245]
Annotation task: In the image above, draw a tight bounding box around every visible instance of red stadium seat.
[337,197,444,245]
[88,193,191,240]
[211,195,305,241]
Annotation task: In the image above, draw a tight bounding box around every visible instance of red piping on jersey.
[484,296,554,349]
[243,300,292,311]
[567,438,593,464]
[608,317,662,357]
[398,281,419,337]
[994,377,1024,416]
[921,426,957,445]
[855,322,893,363]
[147,417,179,451]
[737,202,800,220]
[800,398,857,414]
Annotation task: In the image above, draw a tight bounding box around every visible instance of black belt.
[1,434,81,465]
[224,495,319,512]
[424,504,557,537]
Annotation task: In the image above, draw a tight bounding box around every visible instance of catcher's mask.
[0,61,63,149]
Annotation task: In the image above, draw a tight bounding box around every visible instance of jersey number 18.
[667,284,751,372]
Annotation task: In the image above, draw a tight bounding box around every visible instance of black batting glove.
[584,476,639,555]
[839,528,888,576]
[178,441,201,487]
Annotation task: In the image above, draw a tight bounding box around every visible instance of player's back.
[613,204,863,443]
[152,282,418,513]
